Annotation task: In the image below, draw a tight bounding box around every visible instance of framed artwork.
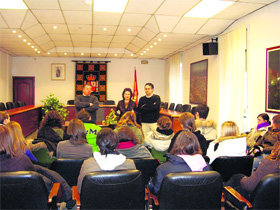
[51,63,65,80]
[190,59,208,105]
[266,46,280,113]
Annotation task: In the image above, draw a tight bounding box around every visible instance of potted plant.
[41,93,69,120]
[102,109,118,126]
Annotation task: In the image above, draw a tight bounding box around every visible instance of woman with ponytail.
[168,112,208,155]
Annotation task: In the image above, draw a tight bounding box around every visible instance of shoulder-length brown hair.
[178,112,196,132]
[122,88,133,100]
[266,141,280,166]
[157,116,172,130]
[76,110,91,122]
[67,119,87,145]
[40,110,63,128]
[0,111,9,124]
[116,111,141,129]
[0,125,17,158]
[6,121,29,154]
[170,130,202,155]
[272,114,280,130]
[116,126,139,144]
[96,128,119,156]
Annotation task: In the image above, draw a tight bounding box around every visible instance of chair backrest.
[252,173,280,209]
[12,102,19,108]
[133,157,160,185]
[49,158,86,186]
[168,103,175,110]
[210,156,254,181]
[175,104,183,112]
[0,102,6,111]
[159,171,222,209]
[104,100,115,105]
[0,171,50,209]
[80,170,145,209]
[182,104,191,112]
[6,102,14,110]
[163,102,168,109]
[67,100,75,105]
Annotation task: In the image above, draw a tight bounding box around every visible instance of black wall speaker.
[203,43,218,55]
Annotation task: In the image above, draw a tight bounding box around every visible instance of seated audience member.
[168,112,209,156]
[0,111,10,125]
[77,128,136,192]
[76,110,101,152]
[148,130,211,196]
[246,113,271,150]
[250,114,280,169]
[57,119,93,159]
[114,111,144,144]
[194,104,217,141]
[116,88,136,118]
[0,125,75,209]
[6,121,37,162]
[206,121,247,164]
[116,126,152,158]
[225,141,280,201]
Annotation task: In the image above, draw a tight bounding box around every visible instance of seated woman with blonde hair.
[0,111,10,125]
[116,126,152,158]
[206,121,247,164]
[114,111,144,143]
[57,119,93,158]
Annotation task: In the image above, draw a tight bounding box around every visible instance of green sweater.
[84,122,102,152]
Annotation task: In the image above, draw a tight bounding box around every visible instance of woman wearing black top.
[116,88,136,118]
[168,112,209,156]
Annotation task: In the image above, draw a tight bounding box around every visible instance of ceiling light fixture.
[18,35,22,38]
[94,0,128,13]
[146,49,150,51]
[12,30,16,33]
[158,38,162,41]
[153,42,157,45]
[53,26,57,29]
[140,53,143,55]
[184,0,234,18]
[34,49,38,51]
[98,53,101,56]
[128,28,131,32]
[130,53,134,56]
[150,45,153,48]
[0,0,27,9]
[27,42,31,45]
[114,53,118,56]
[47,52,50,55]
[143,51,146,53]
[37,51,40,53]
[103,27,107,31]
[64,52,67,55]
[31,46,34,48]
[81,53,84,55]
[23,39,26,42]
[163,34,167,38]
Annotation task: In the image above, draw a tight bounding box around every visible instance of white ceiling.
[0,0,276,59]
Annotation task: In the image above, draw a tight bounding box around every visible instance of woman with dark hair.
[56,119,93,158]
[148,130,211,196]
[167,112,209,156]
[246,113,271,149]
[77,128,136,192]
[116,126,152,158]
[116,88,136,118]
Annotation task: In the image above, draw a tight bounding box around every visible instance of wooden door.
[13,77,35,105]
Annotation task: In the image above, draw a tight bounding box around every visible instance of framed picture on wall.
[266,46,280,113]
[189,59,208,105]
[51,63,66,80]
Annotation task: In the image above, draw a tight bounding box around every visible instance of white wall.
[12,57,166,105]
[0,51,12,102]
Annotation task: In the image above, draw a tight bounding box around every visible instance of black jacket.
[148,153,211,195]
[168,130,209,156]
[137,94,161,123]
[116,100,136,118]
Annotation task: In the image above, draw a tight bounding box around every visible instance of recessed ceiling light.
[150,45,153,48]
[31,46,34,48]
[163,34,167,38]
[64,52,67,55]
[146,49,150,51]
[128,28,131,32]
[158,38,162,41]
[114,53,118,56]
[34,49,38,51]
[184,0,234,18]
[37,51,40,53]
[143,51,146,53]
[153,42,157,45]
[27,42,31,45]
[12,30,16,33]
[94,0,128,13]
[130,53,134,56]
[98,53,101,56]
[0,0,27,9]
[53,26,57,29]
[103,27,107,31]
[23,39,26,42]
[140,53,143,55]
[81,53,84,55]
[18,35,22,38]
[47,52,50,55]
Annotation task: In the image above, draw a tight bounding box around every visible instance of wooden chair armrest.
[223,186,253,208]
[48,183,62,203]
[145,186,159,206]
[72,186,81,209]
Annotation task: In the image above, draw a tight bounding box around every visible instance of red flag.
[132,68,139,106]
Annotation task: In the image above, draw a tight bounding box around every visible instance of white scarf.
[93,151,126,170]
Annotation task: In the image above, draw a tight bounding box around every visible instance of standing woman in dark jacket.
[116,88,136,118]
[148,130,211,196]
[168,112,209,156]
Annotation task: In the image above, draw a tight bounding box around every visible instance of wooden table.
[7,105,42,137]
[160,109,182,133]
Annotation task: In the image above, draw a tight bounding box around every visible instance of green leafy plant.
[41,93,69,120]
[102,109,118,125]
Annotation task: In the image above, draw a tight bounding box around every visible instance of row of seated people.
[0,101,26,111]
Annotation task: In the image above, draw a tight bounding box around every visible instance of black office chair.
[17,101,24,107]
[224,173,280,209]
[12,102,19,108]
[6,102,14,110]
[149,171,222,209]
[133,158,160,185]
[104,100,115,105]
[67,100,75,105]
[174,104,183,112]
[49,158,86,186]
[163,102,168,109]
[0,171,61,209]
[182,104,191,112]
[0,102,6,111]
[168,103,175,111]
[73,170,145,209]
[210,156,254,182]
